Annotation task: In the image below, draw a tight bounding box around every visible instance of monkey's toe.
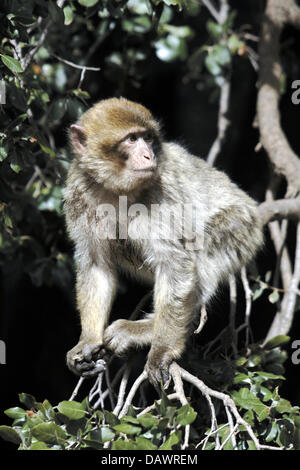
[145,362,171,389]
[67,341,107,377]
[81,359,106,377]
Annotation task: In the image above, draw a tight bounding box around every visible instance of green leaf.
[218,425,233,450]
[138,413,159,429]
[113,423,142,435]
[252,285,265,301]
[29,441,51,450]
[103,410,120,426]
[89,427,115,443]
[269,290,280,304]
[212,45,231,66]
[4,407,26,420]
[227,34,244,54]
[0,145,8,162]
[10,163,21,173]
[162,0,184,10]
[204,54,221,76]
[175,405,197,426]
[159,430,181,450]
[255,371,285,382]
[1,55,23,73]
[0,426,21,445]
[264,335,290,350]
[235,356,247,366]
[265,421,278,443]
[155,35,187,62]
[63,6,74,25]
[48,98,67,122]
[19,393,37,409]
[112,439,137,450]
[135,436,157,450]
[121,415,140,425]
[265,270,272,282]
[232,388,269,422]
[233,373,251,385]
[207,20,223,39]
[276,399,293,414]
[57,401,86,420]
[161,24,194,38]
[122,16,152,34]
[78,0,99,7]
[247,440,257,450]
[31,422,68,445]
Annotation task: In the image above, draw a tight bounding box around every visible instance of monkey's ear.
[70,124,87,155]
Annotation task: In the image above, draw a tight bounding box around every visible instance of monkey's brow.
[122,127,148,140]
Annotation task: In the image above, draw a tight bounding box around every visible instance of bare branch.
[113,366,130,416]
[118,370,148,418]
[206,77,231,166]
[259,199,300,224]
[69,377,85,401]
[52,54,100,72]
[194,304,208,334]
[265,221,300,340]
[257,0,300,197]
[201,0,221,23]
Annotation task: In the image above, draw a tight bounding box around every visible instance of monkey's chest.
[112,239,154,283]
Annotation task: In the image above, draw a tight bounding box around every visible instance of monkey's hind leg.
[103,317,154,357]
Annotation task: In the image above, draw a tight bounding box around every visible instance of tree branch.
[257,0,300,197]
[259,198,300,224]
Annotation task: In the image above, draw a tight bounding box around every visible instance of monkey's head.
[70,97,162,194]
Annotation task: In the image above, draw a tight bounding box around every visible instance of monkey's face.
[70,98,161,194]
[116,129,157,174]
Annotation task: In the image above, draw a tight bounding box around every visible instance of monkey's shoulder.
[160,141,257,210]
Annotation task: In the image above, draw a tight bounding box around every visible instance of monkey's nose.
[143,154,151,160]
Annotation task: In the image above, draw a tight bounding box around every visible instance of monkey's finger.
[76,360,96,372]
[92,346,107,360]
[82,360,106,377]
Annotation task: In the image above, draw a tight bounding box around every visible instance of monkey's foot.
[103,320,137,357]
[145,347,174,388]
[67,340,107,378]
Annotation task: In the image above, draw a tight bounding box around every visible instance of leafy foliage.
[0,392,197,450]
[1,340,300,450]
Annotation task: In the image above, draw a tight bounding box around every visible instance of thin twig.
[118,371,148,418]
[113,366,130,416]
[69,377,85,401]
[52,54,100,72]
[194,305,208,334]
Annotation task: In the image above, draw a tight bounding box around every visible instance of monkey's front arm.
[145,260,198,386]
[66,261,117,377]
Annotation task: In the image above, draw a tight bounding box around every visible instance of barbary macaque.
[64,97,263,386]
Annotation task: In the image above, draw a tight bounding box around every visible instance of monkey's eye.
[127,134,138,144]
[144,132,153,143]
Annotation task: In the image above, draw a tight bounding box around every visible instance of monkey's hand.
[145,346,174,388]
[66,339,106,378]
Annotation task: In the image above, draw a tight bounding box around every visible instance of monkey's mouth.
[133,167,157,174]
[134,168,156,172]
